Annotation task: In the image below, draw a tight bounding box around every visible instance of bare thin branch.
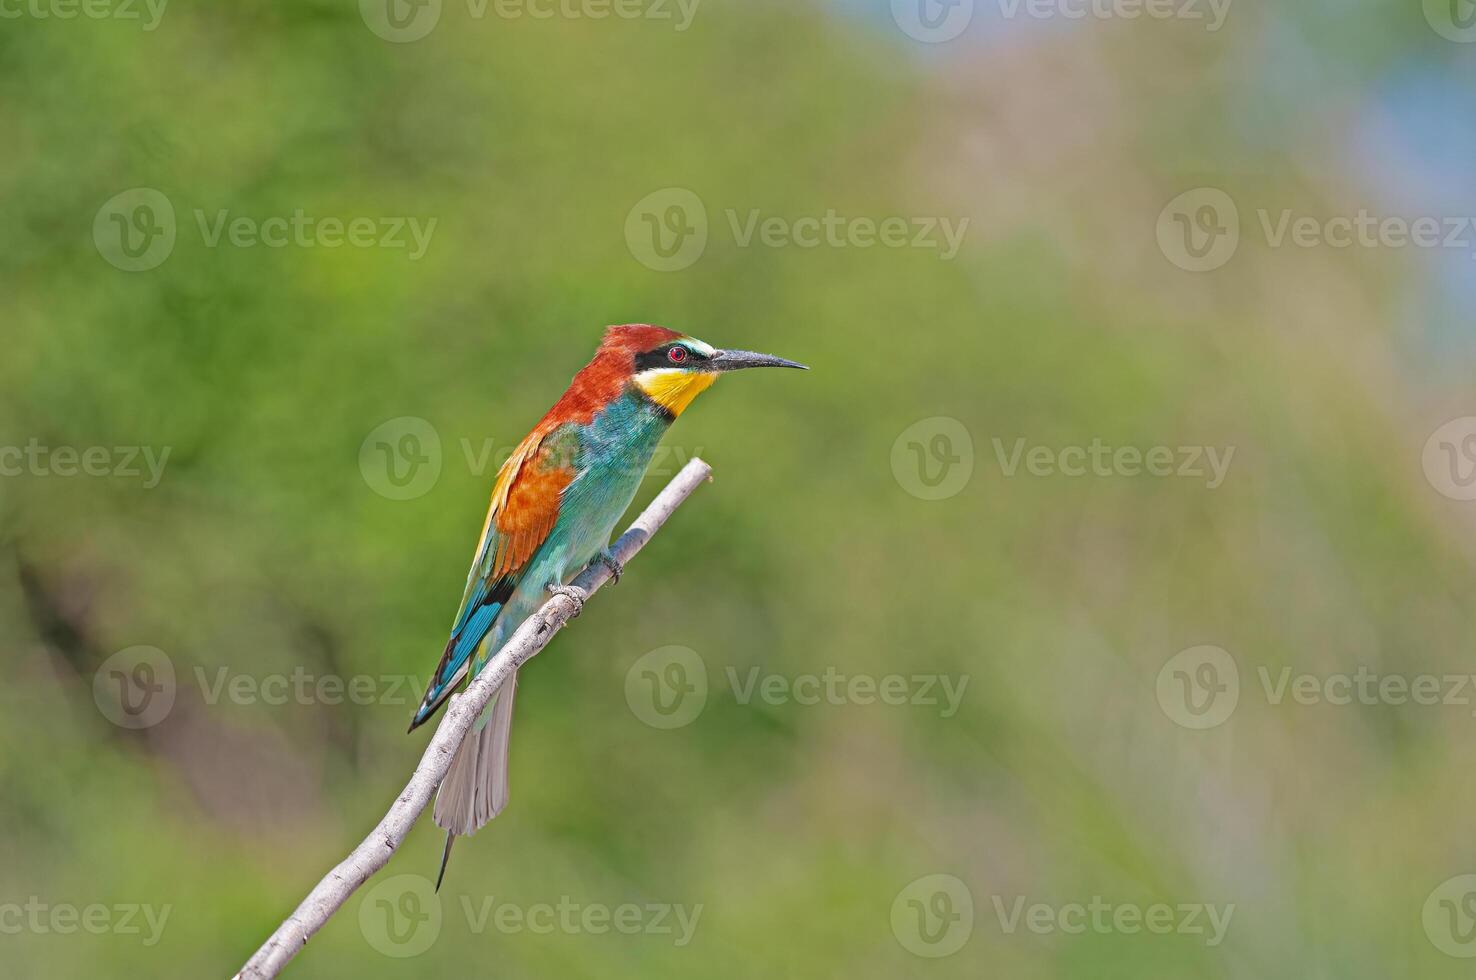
[234,457,714,980]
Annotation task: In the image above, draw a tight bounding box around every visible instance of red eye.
[667,346,688,364]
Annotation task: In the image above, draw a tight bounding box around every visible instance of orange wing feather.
[412,426,575,729]
[485,430,575,580]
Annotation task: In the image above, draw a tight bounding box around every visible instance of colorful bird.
[409,324,806,888]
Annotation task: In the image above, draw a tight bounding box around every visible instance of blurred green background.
[6,0,1476,976]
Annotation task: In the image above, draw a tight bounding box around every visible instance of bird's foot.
[591,549,623,584]
[546,582,589,617]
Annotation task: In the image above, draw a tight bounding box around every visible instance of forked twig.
[234,457,714,979]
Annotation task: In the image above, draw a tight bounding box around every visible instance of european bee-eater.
[409,324,806,887]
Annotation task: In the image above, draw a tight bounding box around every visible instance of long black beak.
[708,349,809,372]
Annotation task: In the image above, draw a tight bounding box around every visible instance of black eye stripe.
[635,344,707,370]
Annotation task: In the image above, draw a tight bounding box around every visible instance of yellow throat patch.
[635,368,718,417]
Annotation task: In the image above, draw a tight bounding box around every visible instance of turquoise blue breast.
[547,388,672,570]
